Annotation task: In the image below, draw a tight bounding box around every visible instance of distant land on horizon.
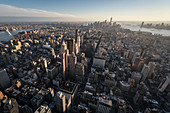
[0,16,170,25]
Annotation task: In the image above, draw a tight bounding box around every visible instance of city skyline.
[0,0,170,112]
[0,0,170,22]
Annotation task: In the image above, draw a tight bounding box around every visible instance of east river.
[0,28,40,42]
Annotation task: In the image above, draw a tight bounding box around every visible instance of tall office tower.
[158,76,170,92]
[62,51,68,80]
[3,98,19,113]
[42,58,48,73]
[75,29,78,43]
[133,91,141,104]
[75,43,78,55]
[141,49,146,58]
[98,22,100,27]
[51,48,56,59]
[110,17,112,25]
[75,62,84,76]
[0,69,10,90]
[141,64,150,81]
[132,57,140,71]
[65,38,75,54]
[2,52,11,65]
[65,50,69,79]
[131,72,142,84]
[56,91,67,113]
[60,41,67,54]
[128,50,134,62]
[69,53,77,77]
[140,48,144,56]
[126,50,130,58]
[80,53,88,71]
[137,60,144,72]
[48,66,58,79]
[80,35,84,46]
[148,62,156,78]
[62,53,66,80]
[77,36,80,50]
[132,52,140,64]
[75,36,80,54]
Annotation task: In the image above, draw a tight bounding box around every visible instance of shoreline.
[118,23,170,37]
[0,27,41,43]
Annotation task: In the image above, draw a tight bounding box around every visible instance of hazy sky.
[0,0,170,21]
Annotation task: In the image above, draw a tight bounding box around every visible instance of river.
[0,28,40,42]
[1,23,170,42]
[118,22,170,36]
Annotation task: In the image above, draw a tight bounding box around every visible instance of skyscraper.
[75,36,80,54]
[60,41,67,54]
[51,48,56,59]
[62,52,68,80]
[69,53,77,77]
[75,29,78,43]
[48,66,58,79]
[148,62,156,78]
[159,76,170,92]
[56,91,67,113]
[65,38,75,54]
[141,64,150,81]
[109,17,112,25]
[80,35,84,46]
[137,60,144,72]
[62,49,69,80]
[77,36,80,52]
[2,52,11,65]
[42,58,48,73]
[75,62,84,76]
[0,69,10,90]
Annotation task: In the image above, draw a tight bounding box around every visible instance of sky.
[0,0,170,22]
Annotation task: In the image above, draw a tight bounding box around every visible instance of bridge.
[6,28,12,36]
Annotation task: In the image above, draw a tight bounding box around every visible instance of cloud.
[0,4,82,21]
